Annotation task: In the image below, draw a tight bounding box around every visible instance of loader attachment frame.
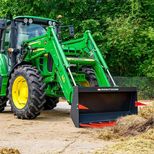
[20,24,138,127]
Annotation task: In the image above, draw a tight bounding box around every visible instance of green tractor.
[0,16,137,127]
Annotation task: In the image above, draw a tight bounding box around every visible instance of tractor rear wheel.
[0,97,7,112]
[44,97,59,110]
[8,65,46,119]
[81,67,98,87]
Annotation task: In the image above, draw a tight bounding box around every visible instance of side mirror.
[69,25,74,37]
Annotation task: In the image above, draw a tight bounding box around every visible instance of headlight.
[48,21,52,26]
[24,18,28,24]
[53,22,56,26]
[29,18,33,24]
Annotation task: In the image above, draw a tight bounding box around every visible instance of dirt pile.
[95,102,154,154]
[97,104,154,140]
[96,128,154,154]
[139,102,154,119]
[0,148,20,154]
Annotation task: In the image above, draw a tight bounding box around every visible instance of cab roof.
[14,16,57,22]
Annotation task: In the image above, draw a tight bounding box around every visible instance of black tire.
[0,97,7,112]
[82,67,98,87]
[44,97,59,110]
[8,65,46,119]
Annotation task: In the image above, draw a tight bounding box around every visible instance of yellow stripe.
[33,48,45,52]
[67,57,95,62]
[29,41,40,45]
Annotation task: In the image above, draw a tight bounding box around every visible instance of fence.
[113,77,154,100]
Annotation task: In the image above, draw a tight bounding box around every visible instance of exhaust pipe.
[71,86,137,127]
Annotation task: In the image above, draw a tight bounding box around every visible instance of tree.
[0,0,153,77]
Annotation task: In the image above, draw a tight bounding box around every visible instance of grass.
[97,115,153,141]
[139,102,154,119]
[96,131,154,154]
[95,102,154,154]
[0,148,20,154]
[97,102,154,140]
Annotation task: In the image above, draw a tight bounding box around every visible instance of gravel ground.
[0,101,112,154]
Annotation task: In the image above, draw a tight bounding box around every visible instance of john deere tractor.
[0,16,137,127]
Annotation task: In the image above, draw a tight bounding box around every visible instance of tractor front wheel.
[8,65,46,119]
[44,97,59,110]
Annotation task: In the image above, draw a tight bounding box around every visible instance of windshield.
[16,22,47,49]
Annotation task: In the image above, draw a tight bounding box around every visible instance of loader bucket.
[71,86,137,128]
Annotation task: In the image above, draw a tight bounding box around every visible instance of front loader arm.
[24,27,75,103]
[23,26,114,102]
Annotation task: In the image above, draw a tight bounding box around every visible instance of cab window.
[16,22,47,49]
[4,25,11,50]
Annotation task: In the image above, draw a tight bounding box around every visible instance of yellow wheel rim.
[12,76,28,109]
[80,81,90,87]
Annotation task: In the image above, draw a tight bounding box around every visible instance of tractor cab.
[14,16,59,49]
[0,16,59,67]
